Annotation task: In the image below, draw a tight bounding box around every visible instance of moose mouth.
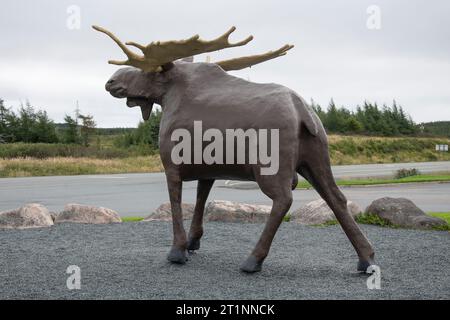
[107,86,128,98]
[105,84,153,120]
[126,97,154,121]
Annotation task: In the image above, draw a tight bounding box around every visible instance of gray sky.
[1,0,449,127]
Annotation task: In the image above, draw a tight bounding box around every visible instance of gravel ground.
[1,221,449,299]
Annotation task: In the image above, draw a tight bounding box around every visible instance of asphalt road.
[0,221,448,299]
[1,161,450,216]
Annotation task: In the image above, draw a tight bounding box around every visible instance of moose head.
[93,25,293,120]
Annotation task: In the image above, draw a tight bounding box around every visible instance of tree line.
[113,109,162,150]
[0,99,96,145]
[421,121,450,137]
[311,99,418,136]
[1,97,446,147]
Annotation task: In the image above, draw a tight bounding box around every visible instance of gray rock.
[0,203,54,229]
[143,203,195,221]
[365,197,447,229]
[55,204,122,224]
[205,200,271,223]
[290,199,362,225]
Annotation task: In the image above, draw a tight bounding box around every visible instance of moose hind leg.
[299,164,375,271]
[187,179,214,251]
[166,175,188,264]
[241,181,293,273]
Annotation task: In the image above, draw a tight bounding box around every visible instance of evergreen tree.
[33,110,59,143]
[313,99,417,136]
[62,115,80,144]
[0,99,14,142]
[78,113,96,146]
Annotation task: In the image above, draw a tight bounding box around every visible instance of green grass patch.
[297,173,450,189]
[427,212,450,225]
[428,224,450,231]
[121,216,144,222]
[355,213,397,228]
[354,212,450,231]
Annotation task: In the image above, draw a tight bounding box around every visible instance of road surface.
[1,161,449,216]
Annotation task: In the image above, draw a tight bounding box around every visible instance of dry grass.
[1,134,450,177]
[327,135,450,165]
[0,156,163,177]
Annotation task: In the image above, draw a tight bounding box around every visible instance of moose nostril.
[105,79,115,90]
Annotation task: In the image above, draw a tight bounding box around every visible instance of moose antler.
[214,44,294,71]
[92,25,254,72]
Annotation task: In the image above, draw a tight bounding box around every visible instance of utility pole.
[75,100,80,125]
[75,100,81,135]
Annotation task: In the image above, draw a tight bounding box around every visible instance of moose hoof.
[240,255,263,273]
[167,247,188,264]
[357,257,376,273]
[187,237,201,252]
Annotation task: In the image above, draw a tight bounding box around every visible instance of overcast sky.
[1,0,449,127]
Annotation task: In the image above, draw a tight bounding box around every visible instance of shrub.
[355,213,395,227]
[395,168,420,179]
[0,140,161,159]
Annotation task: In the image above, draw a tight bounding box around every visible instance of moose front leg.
[166,175,188,264]
[187,179,215,251]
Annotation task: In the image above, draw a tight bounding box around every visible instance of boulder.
[365,197,447,229]
[205,200,271,223]
[0,203,54,229]
[55,204,122,224]
[290,199,362,225]
[143,203,195,221]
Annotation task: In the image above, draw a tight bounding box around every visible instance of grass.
[1,134,450,178]
[2,156,450,183]
[122,216,145,222]
[428,212,450,225]
[119,212,450,231]
[0,156,163,177]
[327,135,450,165]
[118,212,450,231]
[296,173,450,189]
[308,212,450,231]
[308,214,394,228]
[355,213,396,228]
[354,212,449,231]
[0,142,156,159]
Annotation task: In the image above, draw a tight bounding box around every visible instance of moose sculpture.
[93,25,375,273]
